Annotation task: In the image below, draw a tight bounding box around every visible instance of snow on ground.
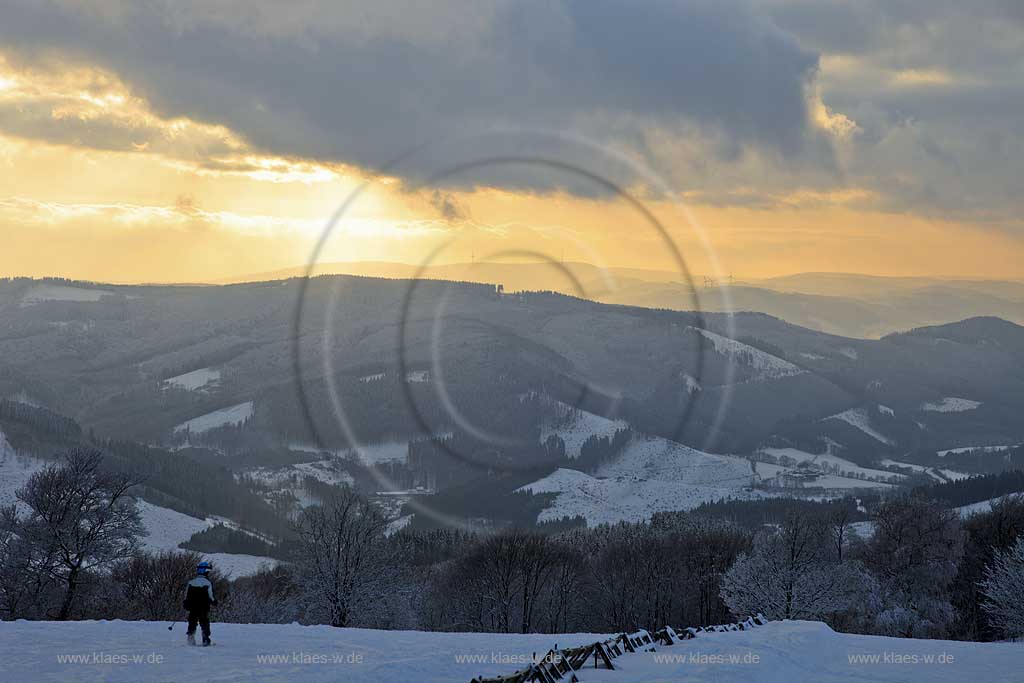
[880,459,945,482]
[878,460,970,483]
[0,621,608,683]
[760,447,900,482]
[359,372,385,383]
[849,520,875,539]
[406,370,430,383]
[349,440,409,466]
[3,619,1021,683]
[520,467,764,526]
[519,435,766,525]
[825,408,895,445]
[922,397,982,412]
[956,495,1024,518]
[135,501,275,577]
[293,460,356,486]
[19,283,113,306]
[839,346,858,360]
[135,501,212,553]
[385,514,413,536]
[539,399,629,459]
[696,328,804,380]
[163,368,221,391]
[879,404,895,417]
[174,401,254,434]
[938,445,1014,457]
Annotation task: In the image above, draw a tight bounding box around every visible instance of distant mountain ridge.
[213,263,1024,339]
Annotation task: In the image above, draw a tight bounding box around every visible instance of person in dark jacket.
[183,561,217,646]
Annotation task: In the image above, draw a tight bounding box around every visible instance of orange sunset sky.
[1,2,1022,283]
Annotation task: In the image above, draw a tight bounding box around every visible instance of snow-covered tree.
[16,449,144,620]
[0,504,60,619]
[292,486,399,628]
[865,496,964,638]
[720,513,876,622]
[980,537,1024,639]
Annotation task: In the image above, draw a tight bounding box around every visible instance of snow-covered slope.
[519,434,765,525]
[539,399,629,459]
[1,619,1020,683]
[956,495,1024,518]
[163,368,221,391]
[696,328,805,381]
[937,445,1014,457]
[760,447,901,482]
[135,501,276,577]
[174,402,254,434]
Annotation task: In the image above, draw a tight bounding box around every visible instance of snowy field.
[938,445,1013,457]
[288,440,411,466]
[761,447,901,482]
[175,401,254,434]
[519,434,767,525]
[922,397,982,412]
[19,283,114,306]
[956,496,1024,518]
[1,619,1021,683]
[163,368,221,391]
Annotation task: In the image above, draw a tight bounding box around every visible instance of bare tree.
[16,449,145,620]
[113,550,204,621]
[292,486,393,627]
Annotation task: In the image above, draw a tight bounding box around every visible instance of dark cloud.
[429,191,469,222]
[0,0,822,194]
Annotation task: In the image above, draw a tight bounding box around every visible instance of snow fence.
[468,614,770,683]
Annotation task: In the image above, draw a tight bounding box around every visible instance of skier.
[182,560,217,646]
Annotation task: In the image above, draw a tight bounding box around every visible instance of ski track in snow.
[2,620,1022,683]
[825,408,894,445]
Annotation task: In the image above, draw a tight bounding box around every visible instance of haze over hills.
[217,262,1024,339]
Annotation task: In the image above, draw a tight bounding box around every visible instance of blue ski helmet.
[197,561,211,575]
